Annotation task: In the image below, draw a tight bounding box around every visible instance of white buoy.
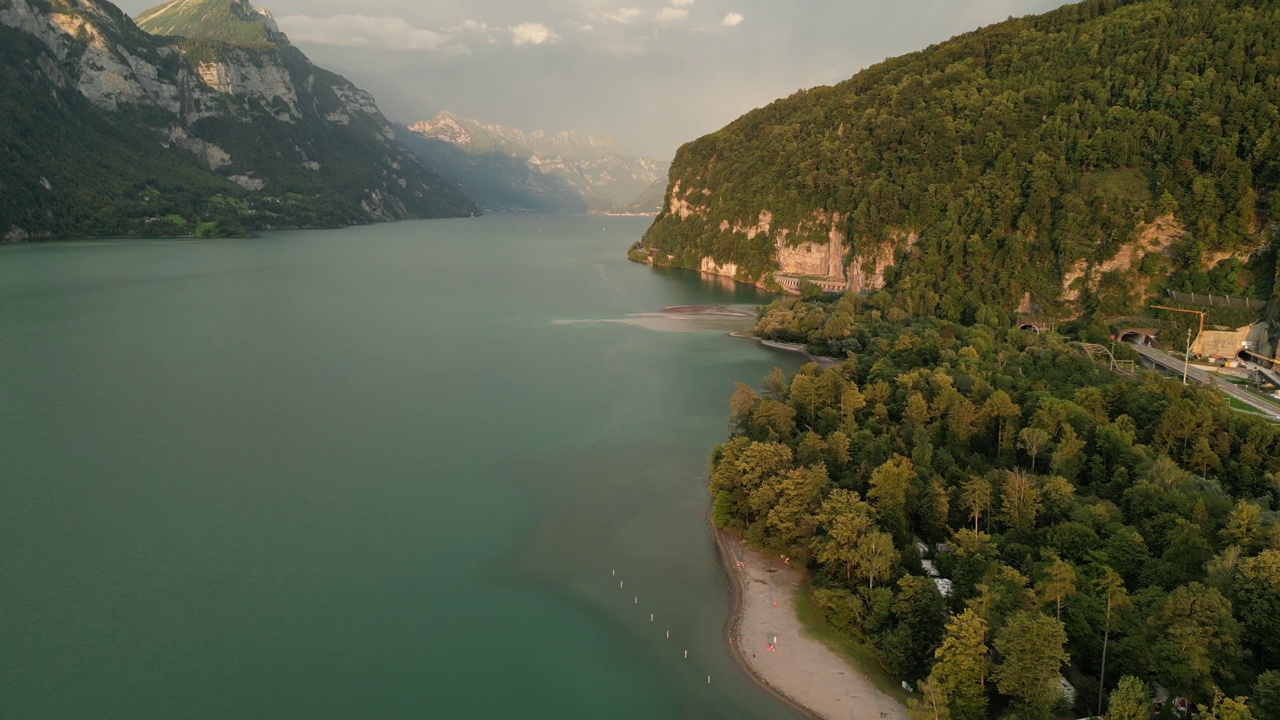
[612,569,615,576]
[684,650,688,659]
[650,614,654,622]
[707,675,711,685]
[666,630,670,638]
[620,581,623,588]
[634,596,638,604]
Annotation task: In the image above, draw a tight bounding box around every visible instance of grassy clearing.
[793,583,911,704]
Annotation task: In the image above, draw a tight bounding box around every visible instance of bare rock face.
[0,0,477,227]
[228,174,263,190]
[776,228,846,279]
[700,256,740,279]
[1,0,184,112]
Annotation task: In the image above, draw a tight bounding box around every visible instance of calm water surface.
[0,215,804,719]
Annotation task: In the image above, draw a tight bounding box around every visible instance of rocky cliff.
[634,0,1280,313]
[0,0,476,240]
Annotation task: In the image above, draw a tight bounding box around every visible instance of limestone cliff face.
[655,182,909,294]
[0,0,181,111]
[0,0,474,233]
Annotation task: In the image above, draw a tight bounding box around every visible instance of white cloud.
[657,7,688,22]
[670,0,695,5]
[720,12,744,27]
[278,14,459,51]
[511,21,560,46]
[605,7,643,24]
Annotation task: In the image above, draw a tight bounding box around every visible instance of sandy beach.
[715,528,907,720]
[729,331,842,367]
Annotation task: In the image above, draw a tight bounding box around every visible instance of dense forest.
[641,0,1280,319]
[712,293,1280,719]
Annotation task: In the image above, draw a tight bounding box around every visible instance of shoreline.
[729,331,840,367]
[713,526,907,720]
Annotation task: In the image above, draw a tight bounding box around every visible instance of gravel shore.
[714,528,908,720]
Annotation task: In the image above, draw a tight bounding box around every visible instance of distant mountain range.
[0,0,476,240]
[399,112,668,214]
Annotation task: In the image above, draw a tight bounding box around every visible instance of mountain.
[634,0,1280,321]
[618,178,667,216]
[0,0,476,241]
[401,112,669,213]
[136,0,278,45]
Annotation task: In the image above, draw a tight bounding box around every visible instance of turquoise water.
[0,215,804,718]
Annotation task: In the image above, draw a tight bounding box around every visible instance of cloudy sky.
[118,0,1073,158]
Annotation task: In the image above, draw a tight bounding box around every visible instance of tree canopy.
[641,0,1280,318]
[711,303,1280,717]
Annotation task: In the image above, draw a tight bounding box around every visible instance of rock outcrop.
[0,0,476,240]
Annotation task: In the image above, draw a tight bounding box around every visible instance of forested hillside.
[0,0,476,240]
[714,295,1280,718]
[640,0,1280,320]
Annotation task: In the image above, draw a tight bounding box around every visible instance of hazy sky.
[118,0,1073,157]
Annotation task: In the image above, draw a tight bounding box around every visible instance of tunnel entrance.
[1120,331,1144,344]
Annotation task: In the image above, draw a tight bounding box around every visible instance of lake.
[0,215,805,718]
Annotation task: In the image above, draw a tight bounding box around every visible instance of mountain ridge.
[0,0,476,240]
[401,111,667,214]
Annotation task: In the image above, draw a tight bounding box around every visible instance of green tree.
[881,575,947,680]
[1105,676,1152,720]
[992,611,1069,720]
[967,564,1035,632]
[981,390,1021,450]
[750,398,797,441]
[728,382,760,433]
[908,675,952,720]
[1189,436,1221,480]
[1019,426,1052,472]
[930,609,989,720]
[1235,550,1280,670]
[1096,568,1131,717]
[1000,468,1041,535]
[764,465,829,555]
[763,366,788,401]
[960,477,992,533]
[1035,553,1077,622]
[709,438,792,528]
[1251,670,1280,720]
[855,530,899,591]
[789,374,821,426]
[1223,501,1265,553]
[868,454,916,539]
[1196,693,1255,720]
[1050,424,1087,480]
[813,488,876,581]
[1149,583,1241,701]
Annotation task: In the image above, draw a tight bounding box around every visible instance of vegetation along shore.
[706,291,1280,720]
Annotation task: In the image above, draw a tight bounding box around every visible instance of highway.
[1126,341,1280,422]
